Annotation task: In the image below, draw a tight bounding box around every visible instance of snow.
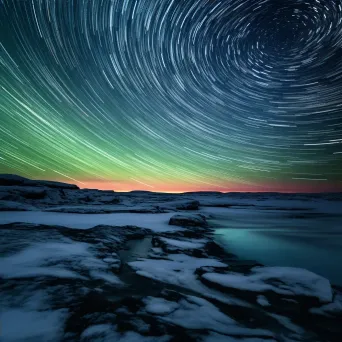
[0,241,91,280]
[80,325,169,342]
[145,295,273,338]
[1,267,85,280]
[202,266,333,303]
[81,324,114,339]
[253,267,333,302]
[158,295,236,334]
[129,253,226,288]
[0,211,183,232]
[0,239,123,285]
[0,286,68,342]
[310,293,342,316]
[45,205,126,214]
[0,200,38,211]
[144,297,179,315]
[256,295,270,307]
[1,184,341,341]
[103,257,120,264]
[202,333,277,342]
[0,308,68,341]
[268,313,305,334]
[129,254,250,307]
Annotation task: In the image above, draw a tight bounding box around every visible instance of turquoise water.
[212,208,342,286]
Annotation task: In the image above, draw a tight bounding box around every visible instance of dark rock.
[226,260,264,274]
[0,174,79,189]
[200,267,334,318]
[151,236,208,257]
[99,196,120,204]
[80,195,92,202]
[23,179,79,189]
[169,214,208,227]
[0,174,28,186]
[163,229,207,239]
[45,207,122,214]
[204,241,226,258]
[175,200,200,210]
[195,265,231,277]
[21,189,47,200]
[129,208,166,213]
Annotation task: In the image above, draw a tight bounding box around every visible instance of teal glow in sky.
[1,0,342,192]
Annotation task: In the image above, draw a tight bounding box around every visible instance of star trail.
[1,0,342,192]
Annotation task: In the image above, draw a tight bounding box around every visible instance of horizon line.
[1,174,342,194]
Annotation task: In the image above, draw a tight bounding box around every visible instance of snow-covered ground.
[0,211,181,232]
[1,174,342,341]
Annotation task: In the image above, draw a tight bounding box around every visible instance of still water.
[211,208,342,286]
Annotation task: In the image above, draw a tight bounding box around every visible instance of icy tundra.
[0,174,342,341]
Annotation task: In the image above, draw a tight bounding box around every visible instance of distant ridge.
[0,174,79,190]
[1,174,342,196]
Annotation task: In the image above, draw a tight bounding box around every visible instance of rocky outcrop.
[175,200,200,210]
[200,266,335,318]
[201,267,333,303]
[169,214,208,227]
[152,236,209,257]
[24,179,79,189]
[0,174,28,186]
[96,195,120,204]
[0,174,79,189]
[2,174,342,341]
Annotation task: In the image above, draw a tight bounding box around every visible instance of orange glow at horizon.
[69,179,342,193]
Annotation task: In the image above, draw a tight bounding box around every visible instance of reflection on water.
[211,208,342,285]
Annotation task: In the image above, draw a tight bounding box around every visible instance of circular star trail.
[1,0,342,192]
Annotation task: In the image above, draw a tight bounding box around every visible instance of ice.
[1,180,341,341]
[202,266,333,303]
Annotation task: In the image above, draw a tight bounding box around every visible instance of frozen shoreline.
[1,174,342,341]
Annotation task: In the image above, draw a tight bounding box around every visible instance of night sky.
[1,0,342,192]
